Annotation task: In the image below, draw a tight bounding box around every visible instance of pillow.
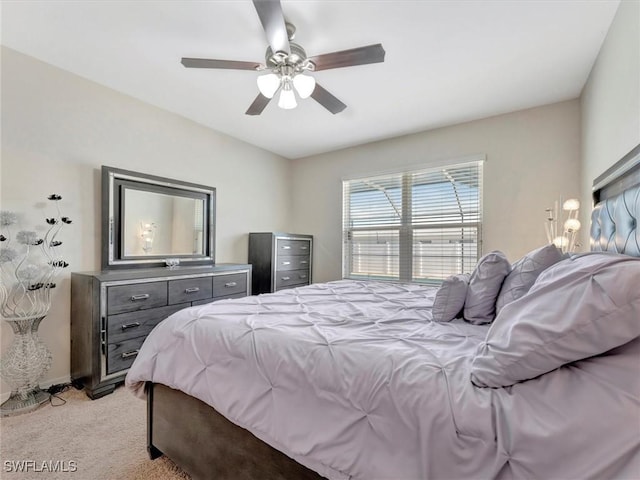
[432,274,470,322]
[463,251,511,325]
[470,253,640,388]
[495,244,564,314]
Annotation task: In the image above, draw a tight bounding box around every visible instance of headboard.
[590,143,640,256]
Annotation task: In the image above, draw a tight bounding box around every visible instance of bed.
[126,144,640,480]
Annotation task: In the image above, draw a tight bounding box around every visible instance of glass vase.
[0,315,52,416]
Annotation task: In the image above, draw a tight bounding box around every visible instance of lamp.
[256,71,316,109]
[545,197,580,253]
[0,196,71,416]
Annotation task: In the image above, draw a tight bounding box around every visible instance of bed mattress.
[126,279,639,479]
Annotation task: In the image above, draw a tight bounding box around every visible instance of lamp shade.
[293,73,316,99]
[562,198,580,211]
[257,73,280,99]
[553,236,569,248]
[564,218,581,232]
[278,82,297,109]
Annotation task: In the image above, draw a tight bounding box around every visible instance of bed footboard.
[146,382,323,480]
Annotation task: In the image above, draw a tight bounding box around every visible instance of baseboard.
[0,375,71,403]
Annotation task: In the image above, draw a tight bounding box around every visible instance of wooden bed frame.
[147,382,322,479]
[146,144,640,480]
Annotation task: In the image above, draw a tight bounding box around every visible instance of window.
[342,159,483,284]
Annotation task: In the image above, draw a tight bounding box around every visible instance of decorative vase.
[0,315,52,416]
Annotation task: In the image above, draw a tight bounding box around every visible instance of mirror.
[102,166,215,269]
[122,190,205,257]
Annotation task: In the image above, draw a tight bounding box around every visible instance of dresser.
[71,264,251,399]
[248,233,312,294]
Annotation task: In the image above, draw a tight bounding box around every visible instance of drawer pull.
[130,294,150,301]
[301,246,309,250]
[184,287,200,294]
[121,322,141,331]
[300,260,308,265]
[121,350,139,359]
[282,261,291,265]
[281,245,291,250]
[281,276,291,281]
[300,274,308,279]
[225,282,237,288]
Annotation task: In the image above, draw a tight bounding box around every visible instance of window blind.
[342,160,483,284]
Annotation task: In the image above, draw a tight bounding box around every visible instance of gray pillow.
[495,244,564,314]
[432,274,470,322]
[470,252,640,388]
[463,251,511,325]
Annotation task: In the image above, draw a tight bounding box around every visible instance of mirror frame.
[101,166,216,269]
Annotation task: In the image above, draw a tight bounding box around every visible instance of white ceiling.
[1,0,619,159]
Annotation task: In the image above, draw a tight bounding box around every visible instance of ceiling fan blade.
[252,0,290,54]
[311,84,347,114]
[245,93,272,116]
[308,44,386,71]
[181,58,261,70]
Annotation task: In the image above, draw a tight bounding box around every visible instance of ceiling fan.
[181,0,386,115]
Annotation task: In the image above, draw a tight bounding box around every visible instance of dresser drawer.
[106,337,146,375]
[168,277,213,305]
[276,238,311,256]
[106,303,188,344]
[192,291,247,306]
[107,281,167,315]
[276,255,310,271]
[275,269,310,290]
[213,273,247,298]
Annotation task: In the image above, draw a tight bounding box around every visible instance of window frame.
[342,156,484,284]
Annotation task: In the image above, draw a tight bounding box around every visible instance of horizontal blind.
[343,160,482,284]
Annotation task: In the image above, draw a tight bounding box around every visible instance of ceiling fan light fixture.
[257,73,280,99]
[278,79,297,109]
[292,73,316,99]
[181,2,385,115]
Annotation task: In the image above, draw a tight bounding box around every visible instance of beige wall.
[291,100,582,283]
[581,0,640,246]
[0,47,292,395]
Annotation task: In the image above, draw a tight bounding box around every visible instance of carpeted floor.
[0,385,190,479]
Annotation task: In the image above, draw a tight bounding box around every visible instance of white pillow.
[470,253,640,388]
[432,274,470,322]
[495,244,564,314]
[463,251,511,325]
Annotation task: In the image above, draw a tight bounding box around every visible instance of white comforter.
[126,280,640,480]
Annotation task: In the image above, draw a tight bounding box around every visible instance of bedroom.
[1,0,639,479]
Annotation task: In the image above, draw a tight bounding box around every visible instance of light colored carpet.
[0,385,190,479]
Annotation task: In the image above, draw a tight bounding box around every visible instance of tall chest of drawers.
[248,233,313,294]
[71,264,251,399]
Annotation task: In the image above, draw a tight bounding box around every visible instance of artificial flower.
[0,247,18,264]
[0,211,17,226]
[19,264,42,281]
[16,231,41,245]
